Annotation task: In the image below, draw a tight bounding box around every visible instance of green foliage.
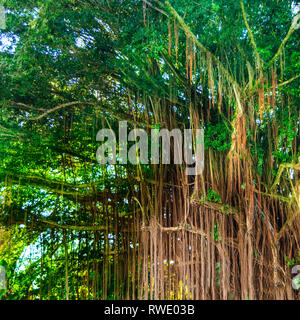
[0,0,299,300]
[285,252,300,267]
[206,187,221,203]
[204,122,231,151]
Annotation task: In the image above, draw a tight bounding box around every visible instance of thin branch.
[240,1,262,71]
[141,0,169,17]
[278,74,300,87]
[39,218,111,232]
[160,51,186,85]
[270,162,300,191]
[267,13,300,68]
[277,209,300,240]
[26,100,155,128]
[28,101,90,120]
[9,102,46,112]
[142,222,238,249]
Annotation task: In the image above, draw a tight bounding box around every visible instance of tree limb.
[267,13,300,68]
[240,1,262,71]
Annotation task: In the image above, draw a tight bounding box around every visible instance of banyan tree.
[0,0,299,300]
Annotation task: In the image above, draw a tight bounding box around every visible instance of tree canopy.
[0,0,299,300]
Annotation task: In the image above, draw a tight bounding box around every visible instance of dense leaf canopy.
[0,0,299,300]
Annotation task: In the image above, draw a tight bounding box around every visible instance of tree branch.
[240,1,262,71]
[267,13,300,68]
